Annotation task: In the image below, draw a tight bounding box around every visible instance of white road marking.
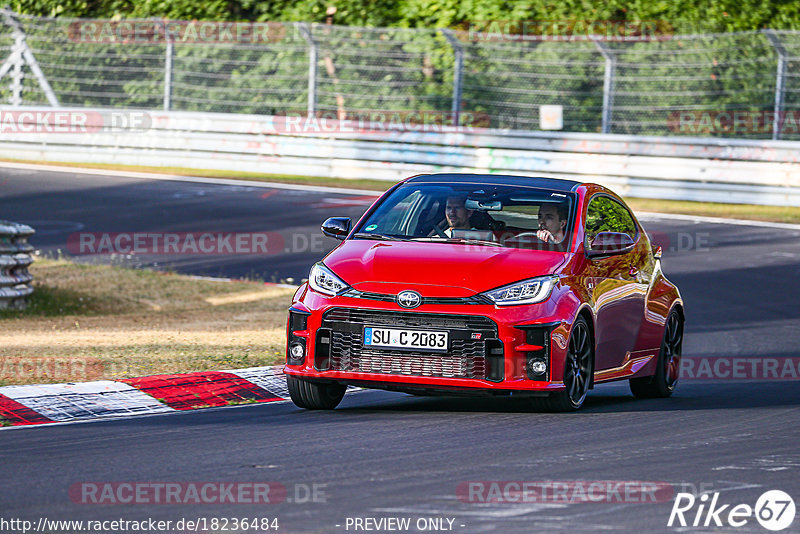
[638,211,800,231]
[712,466,749,471]
[371,504,567,518]
[712,454,800,472]
[0,161,383,196]
[4,160,799,230]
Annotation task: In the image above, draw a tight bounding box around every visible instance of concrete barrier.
[1,107,799,206]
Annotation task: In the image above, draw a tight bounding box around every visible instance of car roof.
[404,173,582,192]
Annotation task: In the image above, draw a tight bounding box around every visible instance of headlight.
[308,262,350,296]
[481,275,558,306]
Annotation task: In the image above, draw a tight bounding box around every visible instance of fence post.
[441,29,464,126]
[593,39,616,134]
[298,23,317,116]
[160,20,174,112]
[762,30,788,141]
[0,13,23,103]
[9,31,23,105]
[0,8,59,107]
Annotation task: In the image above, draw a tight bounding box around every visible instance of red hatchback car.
[284,174,684,411]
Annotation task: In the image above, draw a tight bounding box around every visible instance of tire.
[287,375,346,410]
[531,317,593,412]
[630,309,683,399]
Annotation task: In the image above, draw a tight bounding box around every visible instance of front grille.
[340,289,491,306]
[323,308,496,330]
[319,308,498,380]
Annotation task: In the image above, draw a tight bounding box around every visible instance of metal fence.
[1,10,800,140]
[0,221,35,310]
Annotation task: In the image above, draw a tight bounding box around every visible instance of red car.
[284,174,684,411]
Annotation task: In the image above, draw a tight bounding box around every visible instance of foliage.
[585,196,637,240]
[7,0,800,31]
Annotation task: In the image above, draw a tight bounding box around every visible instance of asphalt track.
[2,166,800,533]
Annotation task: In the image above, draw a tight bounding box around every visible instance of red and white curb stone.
[0,366,291,427]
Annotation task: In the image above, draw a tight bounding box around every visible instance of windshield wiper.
[411,237,504,247]
[450,238,504,247]
[353,233,410,241]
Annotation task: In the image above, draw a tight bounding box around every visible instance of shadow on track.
[331,380,800,415]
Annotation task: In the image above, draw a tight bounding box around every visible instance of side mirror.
[586,232,635,258]
[321,217,351,240]
[652,244,662,260]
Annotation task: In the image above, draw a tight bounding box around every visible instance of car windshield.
[354,183,576,251]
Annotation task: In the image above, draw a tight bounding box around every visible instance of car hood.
[324,240,568,297]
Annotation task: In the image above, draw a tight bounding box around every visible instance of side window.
[585,196,637,242]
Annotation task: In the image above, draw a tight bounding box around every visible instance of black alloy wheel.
[531,316,593,412]
[630,309,683,399]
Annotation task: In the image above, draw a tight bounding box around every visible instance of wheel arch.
[574,305,596,388]
[670,300,685,324]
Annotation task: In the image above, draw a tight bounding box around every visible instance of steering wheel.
[431,223,448,238]
[501,231,543,246]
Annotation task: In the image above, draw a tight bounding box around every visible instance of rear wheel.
[531,317,593,412]
[287,375,346,410]
[630,309,683,399]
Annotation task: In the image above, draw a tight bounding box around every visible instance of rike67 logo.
[669,490,795,531]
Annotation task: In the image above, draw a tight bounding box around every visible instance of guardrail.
[1,107,799,206]
[0,220,35,310]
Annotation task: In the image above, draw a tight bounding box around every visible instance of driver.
[536,203,568,243]
[444,195,474,237]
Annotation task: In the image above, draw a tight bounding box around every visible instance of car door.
[583,195,646,371]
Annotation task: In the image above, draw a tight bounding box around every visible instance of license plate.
[363,327,449,353]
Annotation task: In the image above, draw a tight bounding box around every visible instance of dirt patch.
[0,258,295,385]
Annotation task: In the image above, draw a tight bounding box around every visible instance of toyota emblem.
[396,290,422,309]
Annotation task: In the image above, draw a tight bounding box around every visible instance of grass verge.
[0,258,294,386]
[624,198,800,225]
[2,158,797,224]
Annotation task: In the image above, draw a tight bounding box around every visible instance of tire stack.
[0,221,35,310]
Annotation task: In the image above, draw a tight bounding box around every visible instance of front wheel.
[630,309,683,399]
[530,317,593,412]
[287,375,346,410]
